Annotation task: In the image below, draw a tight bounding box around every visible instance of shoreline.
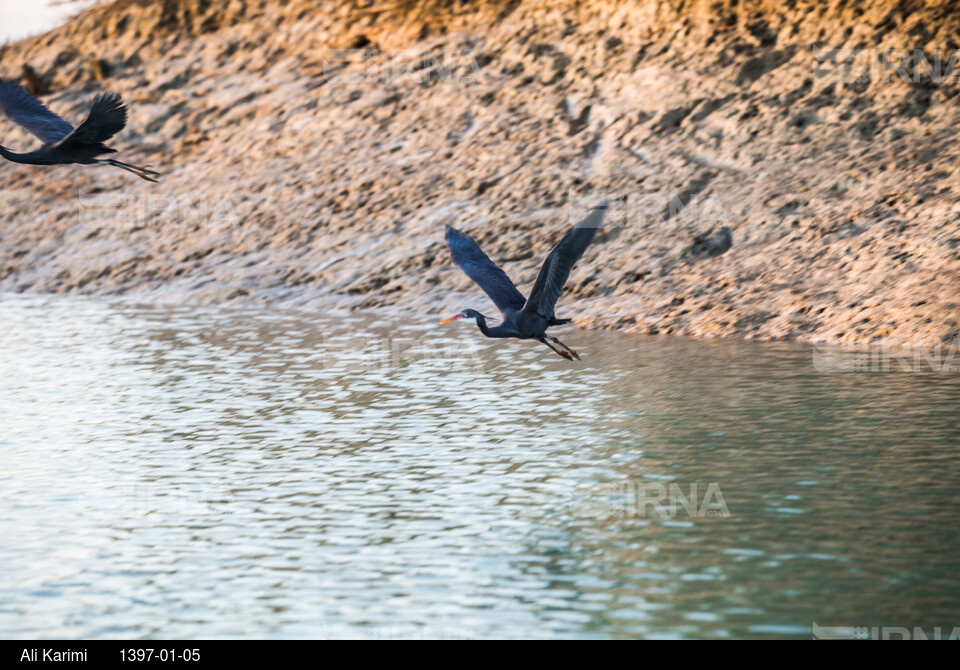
[7,290,956,357]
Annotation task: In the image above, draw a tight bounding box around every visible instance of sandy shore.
[0,0,957,344]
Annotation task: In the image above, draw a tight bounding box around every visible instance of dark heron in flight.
[440,202,608,360]
[0,78,159,182]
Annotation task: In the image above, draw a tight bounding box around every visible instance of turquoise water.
[1,293,958,638]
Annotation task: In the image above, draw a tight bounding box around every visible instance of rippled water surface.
[1,294,959,639]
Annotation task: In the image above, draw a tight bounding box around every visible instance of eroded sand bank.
[1,0,958,344]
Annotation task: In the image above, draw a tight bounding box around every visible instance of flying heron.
[440,202,608,360]
[0,78,159,182]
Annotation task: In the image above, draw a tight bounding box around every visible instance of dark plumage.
[440,202,608,360]
[0,78,159,182]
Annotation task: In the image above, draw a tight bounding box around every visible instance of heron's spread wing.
[0,78,74,144]
[56,93,127,148]
[523,203,607,319]
[446,225,527,314]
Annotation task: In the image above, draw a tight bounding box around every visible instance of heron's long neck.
[475,315,510,338]
[0,145,43,164]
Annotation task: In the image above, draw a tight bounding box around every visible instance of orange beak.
[439,314,464,325]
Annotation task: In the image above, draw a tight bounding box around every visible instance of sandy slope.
[0,0,958,344]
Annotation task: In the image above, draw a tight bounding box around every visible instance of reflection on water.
[1,294,958,639]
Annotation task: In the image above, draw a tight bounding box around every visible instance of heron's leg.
[97,159,161,182]
[540,338,573,360]
[547,335,580,360]
[113,159,161,181]
[108,158,160,175]
[97,159,158,182]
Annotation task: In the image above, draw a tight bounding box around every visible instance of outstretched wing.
[523,202,607,319]
[446,225,527,314]
[55,93,127,148]
[0,77,74,144]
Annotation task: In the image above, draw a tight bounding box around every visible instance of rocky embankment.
[0,0,958,344]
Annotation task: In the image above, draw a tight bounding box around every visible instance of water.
[1,293,958,639]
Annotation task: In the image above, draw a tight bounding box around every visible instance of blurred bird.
[0,78,159,182]
[440,202,608,360]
